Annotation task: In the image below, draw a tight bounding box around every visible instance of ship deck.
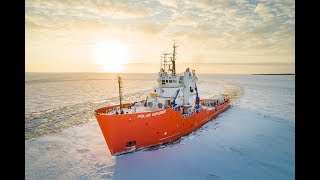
[103,102,216,115]
[105,103,154,115]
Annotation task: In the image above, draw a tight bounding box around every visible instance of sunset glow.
[93,40,129,72]
[25,0,295,74]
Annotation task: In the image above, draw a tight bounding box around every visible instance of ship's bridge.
[157,68,198,87]
[157,74,183,88]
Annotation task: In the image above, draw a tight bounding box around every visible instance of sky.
[25,0,295,74]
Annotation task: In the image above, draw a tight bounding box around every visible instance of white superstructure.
[146,42,200,113]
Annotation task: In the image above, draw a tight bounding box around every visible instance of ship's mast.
[159,41,178,75]
[172,41,178,75]
[163,52,168,71]
[118,75,123,113]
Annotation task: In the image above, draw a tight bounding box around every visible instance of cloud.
[168,0,294,53]
[135,23,167,34]
[185,0,212,11]
[26,0,295,69]
[89,1,156,19]
[25,21,49,30]
[158,0,179,8]
[254,3,274,21]
[25,0,168,38]
[26,0,157,20]
[26,12,109,32]
[171,12,199,26]
[27,0,294,47]
[27,2,158,34]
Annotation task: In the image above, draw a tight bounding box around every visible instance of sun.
[93,40,129,72]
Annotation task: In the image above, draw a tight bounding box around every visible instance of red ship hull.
[94,101,230,155]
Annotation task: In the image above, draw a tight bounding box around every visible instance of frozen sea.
[25,73,295,180]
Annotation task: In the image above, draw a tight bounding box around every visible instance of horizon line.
[25,71,295,75]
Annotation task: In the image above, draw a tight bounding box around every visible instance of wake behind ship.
[94,42,230,155]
